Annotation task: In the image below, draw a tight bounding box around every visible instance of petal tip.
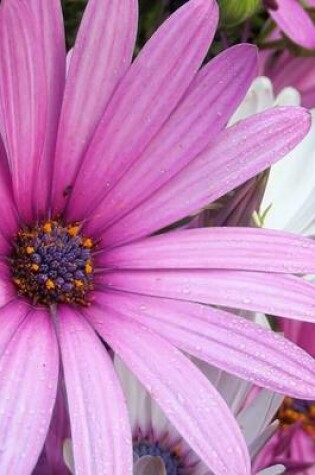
[188,0,219,19]
[229,43,259,72]
[291,106,312,135]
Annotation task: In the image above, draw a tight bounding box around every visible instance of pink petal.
[83,44,258,235]
[114,356,156,436]
[97,291,315,399]
[0,309,59,473]
[85,306,251,475]
[67,0,219,221]
[0,0,65,220]
[0,300,29,353]
[52,0,138,214]
[280,319,315,358]
[98,270,315,322]
[28,0,66,216]
[0,139,18,252]
[34,383,70,475]
[100,227,315,274]
[57,307,132,475]
[0,264,18,307]
[269,0,315,49]
[100,107,311,247]
[279,319,304,344]
[264,50,315,109]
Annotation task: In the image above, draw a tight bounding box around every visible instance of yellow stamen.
[68,224,80,237]
[278,397,315,434]
[75,279,84,288]
[45,279,55,290]
[26,246,34,254]
[85,261,93,274]
[83,238,93,248]
[31,264,39,272]
[43,222,52,233]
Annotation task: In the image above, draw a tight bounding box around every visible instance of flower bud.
[218,0,260,27]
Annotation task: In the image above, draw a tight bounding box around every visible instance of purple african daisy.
[1,0,315,474]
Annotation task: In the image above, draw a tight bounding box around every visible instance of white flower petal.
[237,390,283,444]
[261,109,315,233]
[257,464,285,475]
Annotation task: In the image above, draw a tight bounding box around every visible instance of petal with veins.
[85,306,251,475]
[0,310,59,474]
[58,307,132,475]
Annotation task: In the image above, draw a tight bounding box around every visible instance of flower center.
[11,219,94,306]
[278,397,315,435]
[133,440,187,475]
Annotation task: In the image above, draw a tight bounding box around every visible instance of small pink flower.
[0,1,315,474]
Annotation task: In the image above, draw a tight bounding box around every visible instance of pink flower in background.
[253,398,315,474]
[1,0,315,474]
[264,0,315,49]
[260,50,315,109]
[252,317,315,473]
[258,320,315,474]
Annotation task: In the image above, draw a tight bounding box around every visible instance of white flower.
[239,78,315,235]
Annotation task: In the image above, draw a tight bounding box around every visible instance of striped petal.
[58,307,132,475]
[84,44,258,235]
[0,138,19,251]
[269,0,315,49]
[0,264,18,308]
[85,306,251,475]
[0,0,65,220]
[67,0,219,221]
[99,107,311,247]
[96,291,315,399]
[98,270,315,322]
[101,227,315,274]
[0,300,29,354]
[52,0,138,214]
[0,310,59,474]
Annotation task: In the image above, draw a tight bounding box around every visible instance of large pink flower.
[1,1,315,474]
